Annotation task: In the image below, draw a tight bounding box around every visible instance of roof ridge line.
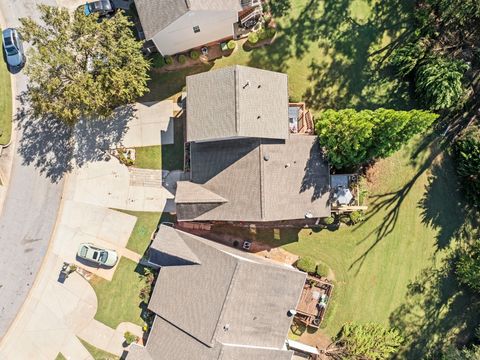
[234,65,240,136]
[258,139,265,219]
[211,260,242,345]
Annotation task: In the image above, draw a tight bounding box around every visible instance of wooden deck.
[295,277,334,328]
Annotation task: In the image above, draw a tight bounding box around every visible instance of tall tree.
[326,322,403,360]
[452,126,480,206]
[415,57,469,111]
[456,240,480,294]
[20,5,150,124]
[315,108,438,168]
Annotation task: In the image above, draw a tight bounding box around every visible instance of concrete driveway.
[53,200,139,280]
[0,254,142,360]
[64,159,174,212]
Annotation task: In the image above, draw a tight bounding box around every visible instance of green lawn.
[78,338,119,360]
[114,209,175,255]
[210,134,472,357]
[89,257,148,329]
[134,113,185,171]
[144,0,414,111]
[0,30,12,145]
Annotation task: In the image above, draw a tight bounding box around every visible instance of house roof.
[176,135,331,222]
[135,0,244,40]
[131,225,305,360]
[186,65,289,142]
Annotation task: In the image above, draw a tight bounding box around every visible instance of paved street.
[0,0,65,340]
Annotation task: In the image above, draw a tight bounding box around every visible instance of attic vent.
[263,154,270,161]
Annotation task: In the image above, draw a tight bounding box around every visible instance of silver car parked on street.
[2,28,25,68]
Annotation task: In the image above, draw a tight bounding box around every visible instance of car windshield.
[99,251,108,263]
[3,36,17,56]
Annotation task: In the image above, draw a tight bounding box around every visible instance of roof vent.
[285,163,290,168]
[257,115,261,120]
[243,80,250,89]
[287,309,297,317]
[223,324,230,331]
[263,154,270,161]
[257,84,261,89]
[305,212,313,219]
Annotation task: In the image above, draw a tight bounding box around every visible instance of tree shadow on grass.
[389,258,480,358]
[418,155,466,251]
[348,143,443,275]
[302,0,416,110]
[15,91,135,183]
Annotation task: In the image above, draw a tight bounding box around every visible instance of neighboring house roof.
[135,0,244,40]
[131,225,306,360]
[176,135,331,222]
[186,65,289,142]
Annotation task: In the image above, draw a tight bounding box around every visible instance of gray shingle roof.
[131,225,305,360]
[176,135,331,221]
[186,65,289,142]
[135,0,244,40]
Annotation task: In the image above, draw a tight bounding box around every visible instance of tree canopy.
[315,108,438,169]
[20,5,150,124]
[326,322,403,360]
[415,58,469,111]
[452,126,480,206]
[456,240,480,294]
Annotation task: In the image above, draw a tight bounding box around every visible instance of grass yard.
[89,257,148,329]
[134,114,185,171]
[78,338,119,360]
[210,133,473,357]
[114,209,175,254]
[145,0,414,112]
[0,30,12,145]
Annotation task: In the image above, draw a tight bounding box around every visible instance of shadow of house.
[175,65,331,224]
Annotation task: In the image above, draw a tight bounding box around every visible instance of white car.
[2,28,24,68]
[77,243,118,267]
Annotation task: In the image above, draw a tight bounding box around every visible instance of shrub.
[124,331,139,345]
[227,40,236,50]
[190,50,200,60]
[164,55,173,65]
[323,216,335,225]
[178,54,187,64]
[266,27,276,38]
[257,28,267,41]
[151,53,165,68]
[248,32,259,44]
[296,256,316,273]
[316,262,329,277]
[263,14,272,24]
[349,211,364,224]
